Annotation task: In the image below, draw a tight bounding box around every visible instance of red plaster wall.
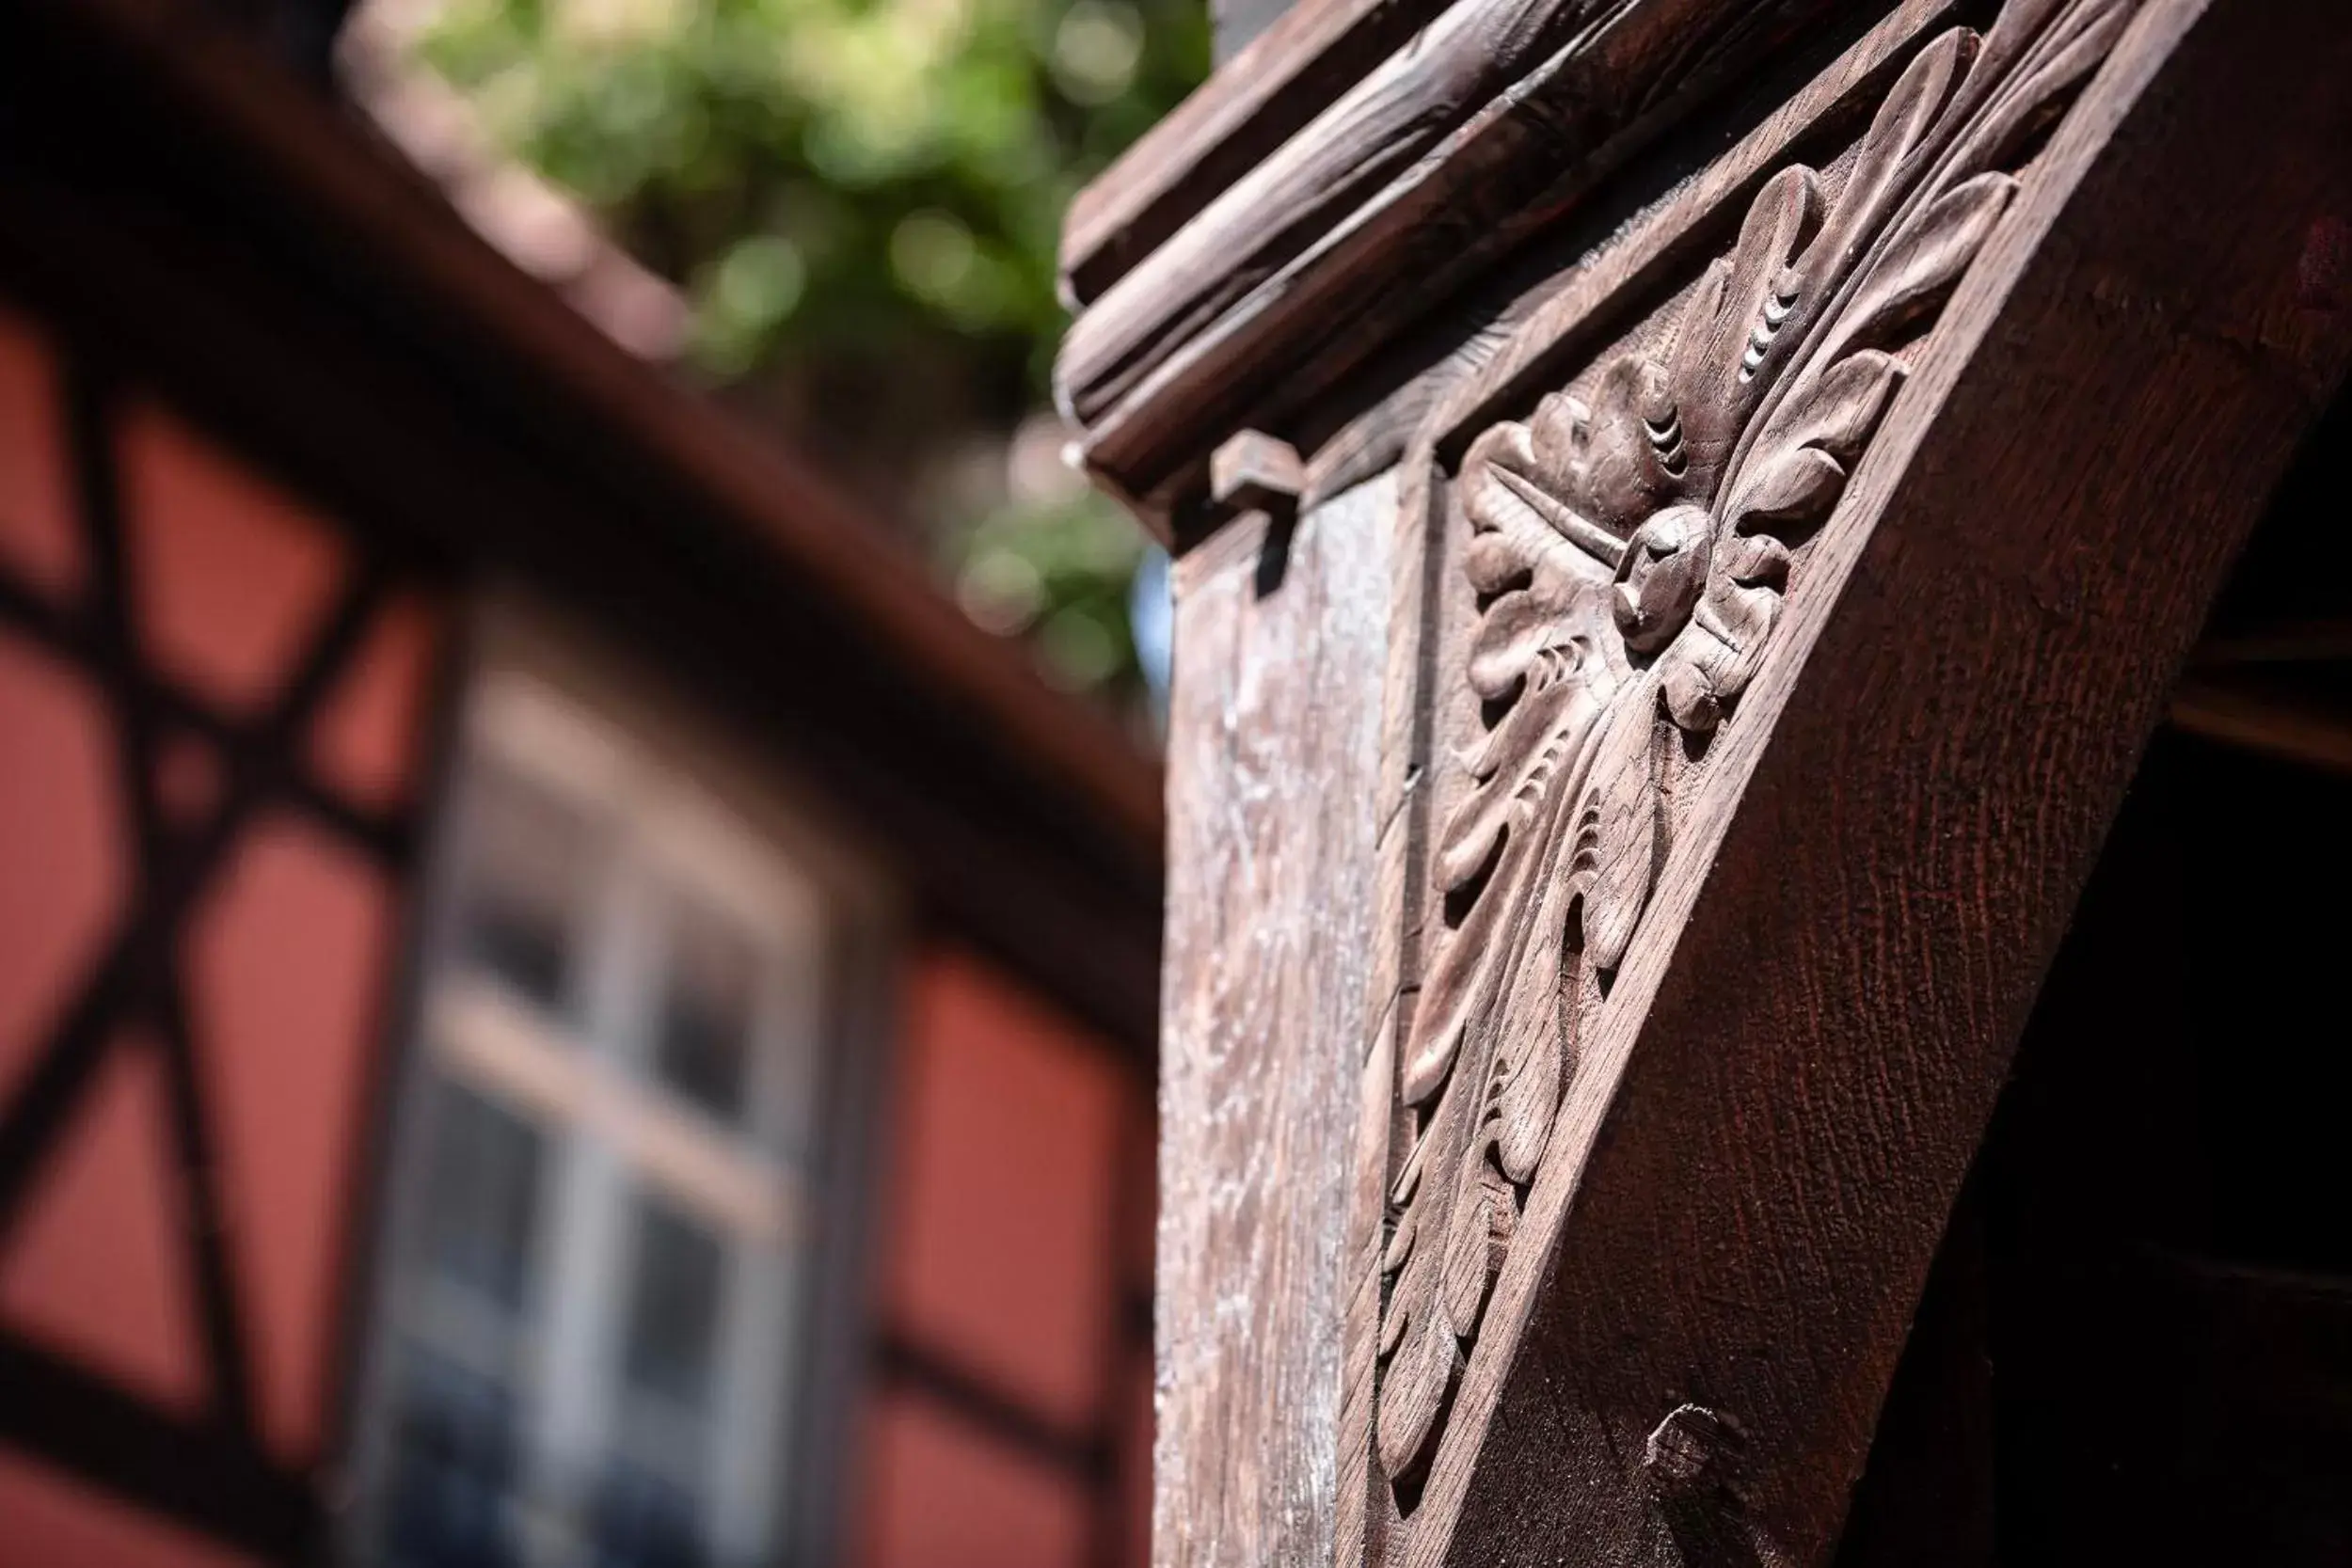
[0,636,127,1102]
[117,401,345,717]
[0,1032,211,1417]
[856,947,1155,1568]
[881,949,1126,1429]
[0,310,82,599]
[188,815,399,1463]
[859,1391,1092,1568]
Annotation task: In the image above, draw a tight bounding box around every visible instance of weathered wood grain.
[1123,0,2352,1558]
[1406,0,2352,1560]
[1422,0,1955,455]
[1062,0,1453,306]
[1057,0,1854,513]
[1208,429,1308,520]
[1156,475,1393,1568]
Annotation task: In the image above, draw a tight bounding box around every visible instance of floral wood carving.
[1375,0,2138,1491]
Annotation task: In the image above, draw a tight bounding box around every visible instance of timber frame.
[1062,0,2352,1565]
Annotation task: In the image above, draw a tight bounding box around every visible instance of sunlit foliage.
[409,0,1202,704]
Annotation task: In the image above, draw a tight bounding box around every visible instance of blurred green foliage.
[954,483,1142,688]
[409,0,1202,705]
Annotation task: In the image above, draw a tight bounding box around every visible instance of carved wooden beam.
[1370,5,2352,1560]
[1077,0,2352,1562]
[1060,0,1455,307]
[1057,0,1883,531]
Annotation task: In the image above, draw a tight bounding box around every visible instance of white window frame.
[342,605,896,1568]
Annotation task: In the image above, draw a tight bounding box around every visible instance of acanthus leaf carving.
[1374,0,2137,1501]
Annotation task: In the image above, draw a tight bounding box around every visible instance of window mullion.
[523,803,655,1561]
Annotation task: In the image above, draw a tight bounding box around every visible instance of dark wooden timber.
[1073,0,2352,1560]
[1063,0,1454,307]
[0,1332,319,1560]
[1428,1,2352,1559]
[1056,0,1871,526]
[1155,479,1391,1568]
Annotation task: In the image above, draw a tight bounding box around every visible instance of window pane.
[457,767,593,1014]
[622,1195,725,1412]
[418,1079,544,1312]
[382,1346,526,1568]
[587,1464,708,1568]
[654,900,756,1124]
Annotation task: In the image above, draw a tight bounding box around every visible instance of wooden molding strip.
[1056,0,1855,529]
[1060,0,1452,308]
[0,1332,316,1560]
[1420,0,1958,451]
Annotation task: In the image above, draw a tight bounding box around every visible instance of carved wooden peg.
[1644,1405,1756,1568]
[1208,429,1306,522]
[1642,1403,1744,1500]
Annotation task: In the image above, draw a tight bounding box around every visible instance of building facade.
[0,5,1161,1565]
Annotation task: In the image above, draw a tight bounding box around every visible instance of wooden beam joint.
[1207,429,1305,524]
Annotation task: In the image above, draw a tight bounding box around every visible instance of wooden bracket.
[1206,429,1304,524]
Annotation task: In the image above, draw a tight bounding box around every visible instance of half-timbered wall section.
[0,6,1169,1568]
[0,305,1163,1568]
[1064,0,2352,1563]
[0,300,450,1562]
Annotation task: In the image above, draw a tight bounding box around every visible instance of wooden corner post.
[1061,0,2352,1563]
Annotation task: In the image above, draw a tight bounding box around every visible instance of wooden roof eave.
[56,0,1165,862]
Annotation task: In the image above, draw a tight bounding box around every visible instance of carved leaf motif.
[1469,592,1568,700]
[1949,0,2135,177]
[1563,694,1660,974]
[1769,350,1909,467]
[1661,559,1783,733]
[1376,1281,1457,1479]
[1805,26,1980,276]
[1401,421,1626,1109]
[1669,166,1820,473]
[1820,175,2017,366]
[1373,0,2135,1504]
[1731,446,1845,529]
